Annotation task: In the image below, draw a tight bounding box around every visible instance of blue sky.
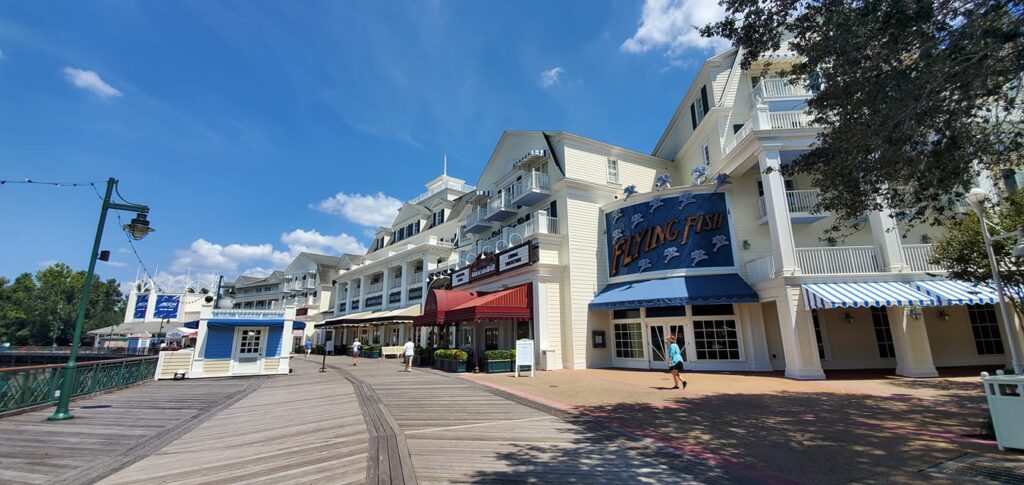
[0,0,727,291]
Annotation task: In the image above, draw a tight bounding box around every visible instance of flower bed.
[433,349,468,373]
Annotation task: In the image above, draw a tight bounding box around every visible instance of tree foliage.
[0,263,125,346]
[932,192,1024,317]
[701,0,1024,233]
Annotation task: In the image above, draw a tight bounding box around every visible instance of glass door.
[234,327,264,374]
[648,325,667,368]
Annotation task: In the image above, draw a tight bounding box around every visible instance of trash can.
[981,371,1024,451]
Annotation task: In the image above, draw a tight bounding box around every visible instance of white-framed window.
[968,305,1005,355]
[607,159,620,184]
[692,319,741,360]
[870,307,896,358]
[613,322,643,359]
[701,139,711,166]
[811,310,828,360]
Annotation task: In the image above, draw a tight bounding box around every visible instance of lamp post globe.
[123,212,155,240]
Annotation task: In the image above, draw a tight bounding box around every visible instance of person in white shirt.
[351,339,361,367]
[403,338,415,372]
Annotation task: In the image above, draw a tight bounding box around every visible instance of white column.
[739,303,773,371]
[758,149,800,276]
[359,275,368,311]
[533,280,550,370]
[772,286,825,379]
[381,268,392,309]
[887,306,938,377]
[868,210,908,272]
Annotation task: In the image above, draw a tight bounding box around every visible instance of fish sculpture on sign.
[637,259,652,272]
[712,235,730,252]
[649,197,664,213]
[691,165,708,185]
[623,185,638,200]
[654,173,672,191]
[664,247,680,264]
[678,192,696,210]
[690,249,708,266]
[713,173,732,192]
[630,213,645,229]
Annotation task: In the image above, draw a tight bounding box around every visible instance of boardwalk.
[0,356,737,484]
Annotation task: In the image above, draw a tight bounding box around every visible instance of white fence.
[902,244,943,272]
[745,255,776,284]
[796,246,881,274]
[769,111,816,129]
[757,189,823,219]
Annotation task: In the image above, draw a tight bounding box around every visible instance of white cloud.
[539,67,565,88]
[280,229,366,256]
[240,267,274,278]
[621,0,730,60]
[62,66,122,98]
[312,192,403,227]
[100,260,128,268]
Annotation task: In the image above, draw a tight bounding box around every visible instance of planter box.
[363,350,380,359]
[435,358,467,373]
[413,355,433,367]
[484,360,513,373]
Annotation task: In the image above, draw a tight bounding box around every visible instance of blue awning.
[589,274,758,311]
[802,282,934,310]
[184,320,303,329]
[909,280,998,306]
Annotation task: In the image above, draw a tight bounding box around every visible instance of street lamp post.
[48,177,154,421]
[965,189,1024,375]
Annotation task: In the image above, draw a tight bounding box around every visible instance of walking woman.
[666,335,687,390]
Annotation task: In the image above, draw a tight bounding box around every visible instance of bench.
[381,346,404,359]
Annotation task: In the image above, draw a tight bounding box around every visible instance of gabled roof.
[300,252,343,267]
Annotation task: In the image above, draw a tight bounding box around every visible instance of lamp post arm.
[977,207,1024,375]
[49,177,117,420]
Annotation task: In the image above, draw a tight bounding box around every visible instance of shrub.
[484,349,513,361]
[434,349,468,362]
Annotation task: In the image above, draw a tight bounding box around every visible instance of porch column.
[772,286,825,379]
[381,268,391,310]
[887,306,938,377]
[868,210,908,272]
[359,275,368,310]
[757,148,800,276]
[399,261,409,307]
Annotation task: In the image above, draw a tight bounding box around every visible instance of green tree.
[701,0,1024,234]
[932,192,1024,319]
[0,263,125,346]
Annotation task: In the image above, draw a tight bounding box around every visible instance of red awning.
[444,283,532,323]
[413,289,480,326]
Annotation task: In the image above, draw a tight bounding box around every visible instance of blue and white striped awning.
[909,280,998,306]
[803,282,935,310]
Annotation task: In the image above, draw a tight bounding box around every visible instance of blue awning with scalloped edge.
[589,274,758,311]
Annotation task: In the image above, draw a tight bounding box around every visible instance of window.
[485,327,499,351]
[432,210,445,227]
[645,306,687,318]
[614,322,644,359]
[968,305,1005,355]
[870,307,896,358]
[607,159,620,183]
[690,86,711,129]
[701,140,711,166]
[811,310,826,360]
[693,320,740,360]
[613,308,641,319]
[548,200,558,218]
[691,304,734,316]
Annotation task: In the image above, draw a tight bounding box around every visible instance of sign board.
[451,269,470,287]
[365,295,383,308]
[498,243,532,272]
[604,191,734,278]
[515,338,535,378]
[133,294,149,319]
[469,253,498,280]
[389,291,402,304]
[153,295,181,319]
[407,286,423,301]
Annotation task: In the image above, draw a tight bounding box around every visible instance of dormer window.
[432,210,445,227]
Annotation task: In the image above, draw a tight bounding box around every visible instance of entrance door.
[233,327,265,374]
[648,323,688,369]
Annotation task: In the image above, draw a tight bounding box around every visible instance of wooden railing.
[902,244,944,272]
[769,110,816,129]
[796,246,880,274]
[0,356,158,413]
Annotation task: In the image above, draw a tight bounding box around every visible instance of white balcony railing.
[769,111,816,129]
[389,278,402,290]
[796,246,881,274]
[902,244,944,272]
[745,255,776,284]
[465,208,489,230]
[366,281,384,294]
[510,171,551,205]
[469,214,559,257]
[723,123,753,156]
[757,189,823,219]
[752,78,811,105]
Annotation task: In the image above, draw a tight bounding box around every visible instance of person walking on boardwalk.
[666,335,687,390]
[351,338,361,366]
[403,337,415,372]
[304,339,312,357]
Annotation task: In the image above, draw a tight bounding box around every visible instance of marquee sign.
[153,295,181,319]
[365,295,383,308]
[408,286,424,301]
[133,294,149,320]
[604,191,734,278]
[453,243,539,288]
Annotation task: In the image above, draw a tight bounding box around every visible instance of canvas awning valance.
[908,280,999,306]
[802,282,935,310]
[588,274,758,311]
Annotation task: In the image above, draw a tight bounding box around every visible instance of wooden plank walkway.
[0,374,261,485]
[331,357,736,484]
[100,357,368,485]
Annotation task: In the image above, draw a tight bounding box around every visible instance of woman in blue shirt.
[666,336,687,390]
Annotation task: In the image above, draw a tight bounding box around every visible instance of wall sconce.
[921,233,932,244]
[742,240,751,250]
[844,311,855,324]
[938,309,950,321]
[908,306,922,320]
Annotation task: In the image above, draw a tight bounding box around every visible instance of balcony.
[757,189,827,224]
[465,208,492,234]
[744,255,776,284]
[485,194,517,221]
[365,281,384,294]
[769,110,816,129]
[510,171,551,206]
[752,78,812,105]
[462,214,559,263]
[796,246,881,274]
[902,244,944,272]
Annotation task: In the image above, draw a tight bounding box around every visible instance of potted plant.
[362,344,381,359]
[413,345,433,367]
[433,348,468,372]
[483,349,515,373]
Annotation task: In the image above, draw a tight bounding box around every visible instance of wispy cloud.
[62,66,122,98]
[100,260,128,268]
[312,191,403,227]
[170,229,367,276]
[280,229,366,256]
[539,67,565,88]
[621,0,729,62]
